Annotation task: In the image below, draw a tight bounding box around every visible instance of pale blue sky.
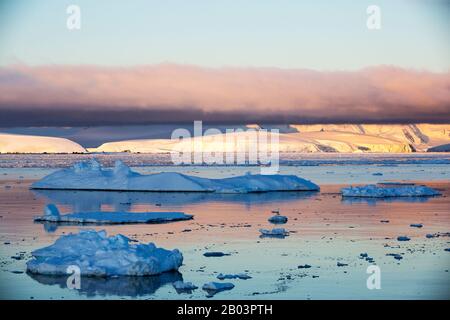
[0,0,449,71]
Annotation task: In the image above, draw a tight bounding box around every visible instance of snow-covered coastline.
[0,133,86,154]
[2,124,449,154]
[31,159,320,193]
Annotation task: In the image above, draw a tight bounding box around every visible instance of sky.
[0,0,449,126]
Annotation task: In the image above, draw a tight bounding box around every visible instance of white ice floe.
[34,204,193,224]
[202,282,235,292]
[268,214,288,224]
[341,183,440,198]
[31,159,319,193]
[217,273,252,280]
[26,230,183,276]
[259,228,289,237]
[173,281,198,291]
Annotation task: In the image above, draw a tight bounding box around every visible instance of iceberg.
[341,183,440,198]
[31,159,320,193]
[26,230,183,277]
[34,204,193,224]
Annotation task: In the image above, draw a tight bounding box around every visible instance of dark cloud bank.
[0,64,449,126]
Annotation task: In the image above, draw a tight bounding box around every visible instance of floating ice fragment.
[173,281,198,292]
[337,262,348,267]
[203,252,230,257]
[202,282,235,295]
[259,228,289,237]
[217,273,251,280]
[34,206,193,225]
[341,183,440,198]
[268,215,288,224]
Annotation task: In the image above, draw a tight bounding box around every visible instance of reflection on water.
[341,196,434,206]
[32,189,318,211]
[28,271,183,297]
[33,189,317,232]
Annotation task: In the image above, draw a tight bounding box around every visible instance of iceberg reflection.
[32,189,318,211]
[341,196,433,206]
[27,271,183,297]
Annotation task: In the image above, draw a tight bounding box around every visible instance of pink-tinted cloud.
[0,64,449,126]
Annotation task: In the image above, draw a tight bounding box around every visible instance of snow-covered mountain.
[90,124,450,153]
[0,133,86,154]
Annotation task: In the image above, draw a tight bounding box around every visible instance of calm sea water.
[0,155,449,300]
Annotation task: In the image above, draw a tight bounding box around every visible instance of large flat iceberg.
[34,204,193,224]
[26,230,183,277]
[341,183,441,198]
[31,159,320,193]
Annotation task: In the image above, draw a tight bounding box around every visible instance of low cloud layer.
[0,64,449,126]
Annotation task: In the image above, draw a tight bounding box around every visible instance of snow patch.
[259,228,289,237]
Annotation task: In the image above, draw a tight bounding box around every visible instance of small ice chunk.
[173,281,198,292]
[259,228,289,237]
[217,273,251,280]
[203,252,230,257]
[202,282,235,294]
[397,236,411,241]
[386,253,403,260]
[268,215,288,224]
